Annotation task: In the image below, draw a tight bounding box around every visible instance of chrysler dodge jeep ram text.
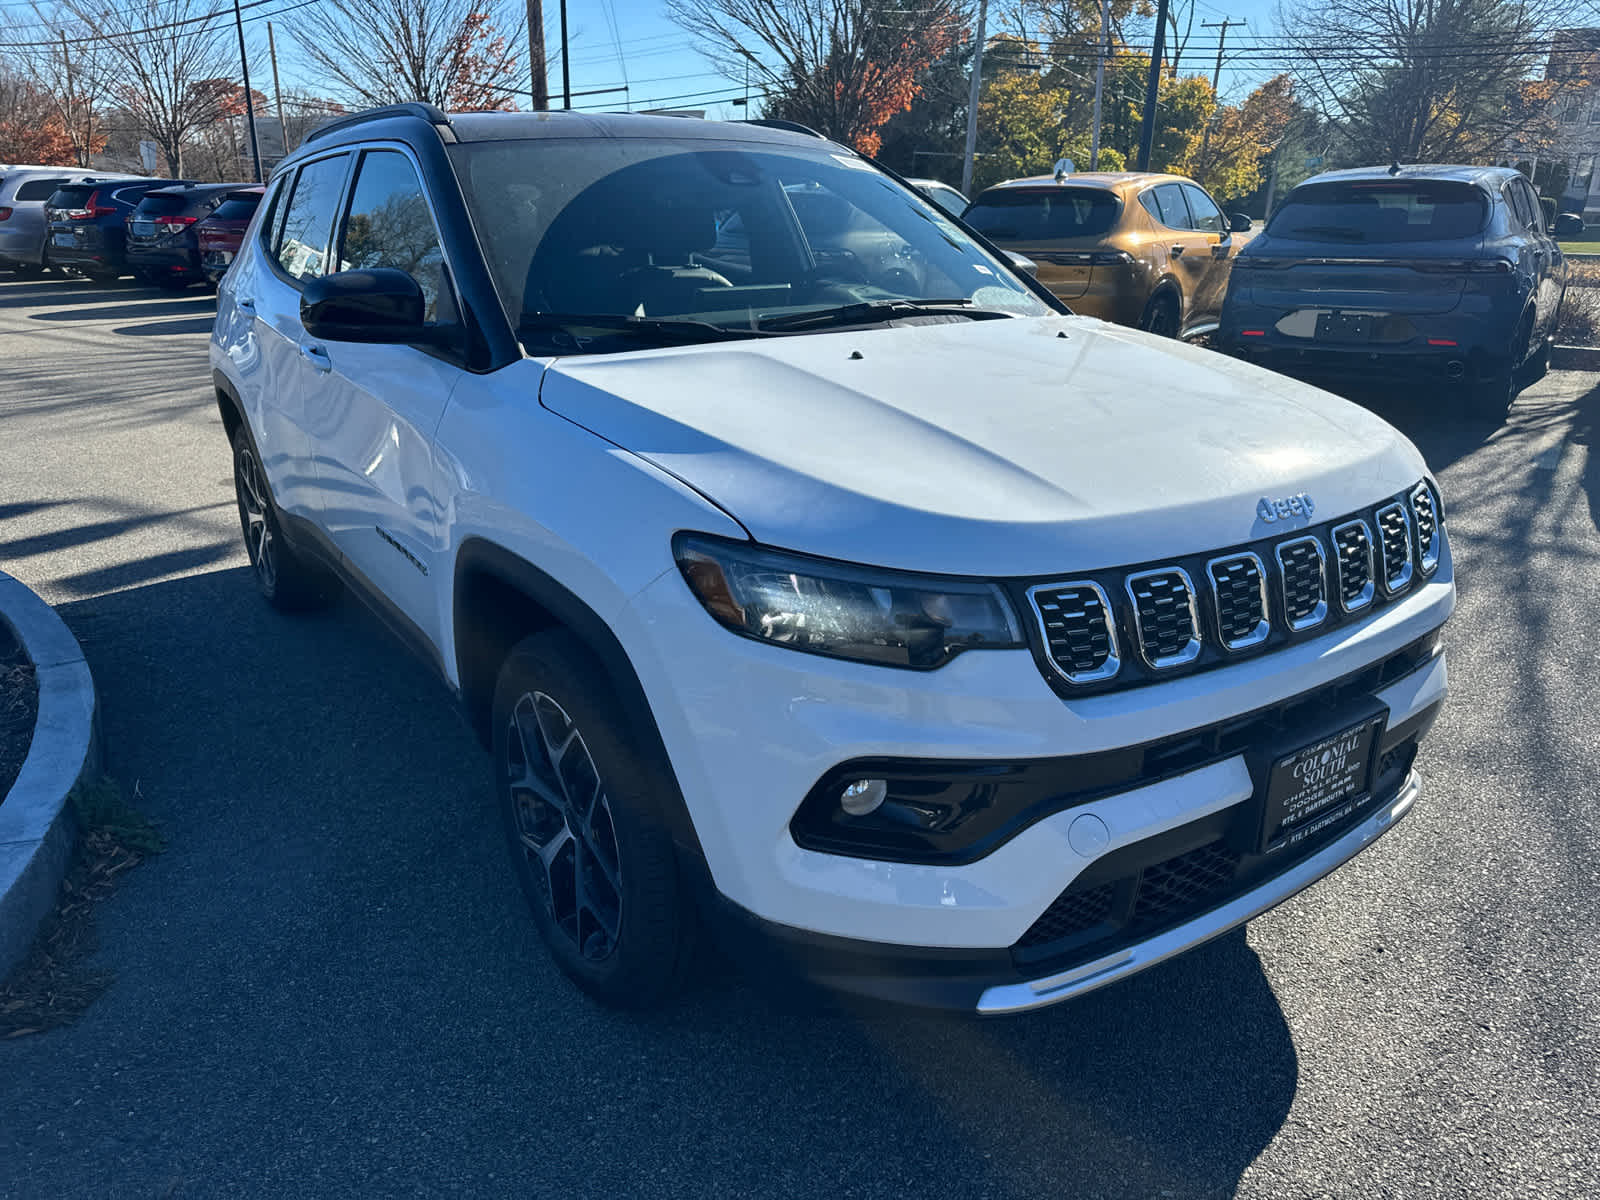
[209,104,1453,1014]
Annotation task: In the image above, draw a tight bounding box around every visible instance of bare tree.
[1277,0,1583,164]
[668,0,970,153]
[291,0,525,110]
[56,0,239,176]
[5,8,115,167]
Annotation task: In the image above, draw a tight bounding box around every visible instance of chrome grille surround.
[1026,580,1120,684]
[1274,536,1328,631]
[1410,483,1440,575]
[1125,568,1202,668]
[1205,552,1270,650]
[1331,519,1376,613]
[1375,502,1414,594]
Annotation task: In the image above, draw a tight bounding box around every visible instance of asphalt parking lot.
[1,272,1598,1198]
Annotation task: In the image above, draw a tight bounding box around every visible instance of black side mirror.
[1005,250,1039,277]
[1229,213,1254,233]
[301,267,427,343]
[1554,212,1585,237]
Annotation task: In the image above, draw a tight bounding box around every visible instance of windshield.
[448,137,1048,350]
[963,188,1122,242]
[136,193,190,216]
[47,187,95,209]
[1267,180,1488,243]
[210,195,261,221]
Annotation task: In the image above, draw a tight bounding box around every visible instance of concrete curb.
[0,569,98,982]
[1551,345,1600,371]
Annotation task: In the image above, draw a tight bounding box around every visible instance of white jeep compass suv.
[210,105,1452,1014]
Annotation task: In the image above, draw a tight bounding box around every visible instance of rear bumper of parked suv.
[128,244,204,280]
[621,549,1452,1009]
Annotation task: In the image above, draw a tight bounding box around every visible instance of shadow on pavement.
[0,564,1298,1197]
[110,316,217,337]
[0,274,155,308]
[29,299,216,323]
[1575,379,1600,533]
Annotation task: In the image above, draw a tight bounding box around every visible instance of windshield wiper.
[757,297,1014,332]
[517,312,774,348]
[1283,224,1368,242]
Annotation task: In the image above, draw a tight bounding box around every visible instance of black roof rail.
[739,118,827,139]
[304,102,454,146]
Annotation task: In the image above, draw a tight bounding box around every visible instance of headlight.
[673,534,1025,668]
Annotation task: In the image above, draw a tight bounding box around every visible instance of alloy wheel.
[506,691,623,961]
[235,445,277,592]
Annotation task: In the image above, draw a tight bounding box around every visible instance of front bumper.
[712,765,1423,1013]
[623,550,1453,951]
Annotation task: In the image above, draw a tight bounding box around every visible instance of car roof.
[143,182,251,198]
[284,104,844,172]
[977,171,1192,196]
[1297,164,1520,188]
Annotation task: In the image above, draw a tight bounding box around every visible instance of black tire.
[492,631,697,1008]
[1467,311,1534,422]
[230,424,335,610]
[1139,289,1182,338]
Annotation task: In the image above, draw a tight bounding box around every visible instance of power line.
[0,0,320,49]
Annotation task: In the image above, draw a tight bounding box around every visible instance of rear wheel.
[1467,311,1534,422]
[492,632,696,1008]
[1139,290,1181,338]
[231,425,335,610]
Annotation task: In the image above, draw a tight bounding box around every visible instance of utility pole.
[560,0,571,109]
[231,0,262,183]
[268,23,288,161]
[1197,17,1242,171]
[525,0,548,109]
[1135,0,1170,171]
[1089,0,1108,169]
[961,0,989,195]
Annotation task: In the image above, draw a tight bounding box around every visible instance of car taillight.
[86,190,117,218]
[155,215,198,233]
[0,208,11,221]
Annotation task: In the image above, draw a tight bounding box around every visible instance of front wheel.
[492,632,696,1008]
[231,426,335,610]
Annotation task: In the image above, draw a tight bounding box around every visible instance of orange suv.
[963,171,1252,338]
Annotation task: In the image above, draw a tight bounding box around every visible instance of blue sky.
[268,0,1285,116]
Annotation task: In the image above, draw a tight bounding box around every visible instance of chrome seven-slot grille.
[1026,481,1442,689]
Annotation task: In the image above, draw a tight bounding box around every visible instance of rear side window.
[1267,180,1489,243]
[210,195,262,221]
[1141,184,1192,230]
[338,150,448,321]
[1502,181,1535,230]
[963,188,1121,240]
[274,155,348,281]
[16,178,67,201]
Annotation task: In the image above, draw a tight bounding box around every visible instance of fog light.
[839,778,887,817]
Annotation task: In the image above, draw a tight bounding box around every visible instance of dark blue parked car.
[1218,165,1567,419]
[44,177,181,281]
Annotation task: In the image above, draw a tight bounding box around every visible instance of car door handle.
[1170,244,1185,256]
[235,296,256,315]
[299,342,332,373]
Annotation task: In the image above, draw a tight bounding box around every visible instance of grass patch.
[0,775,162,1038]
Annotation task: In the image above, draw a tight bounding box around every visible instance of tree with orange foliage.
[292,0,523,111]
[669,0,968,155]
[0,71,82,165]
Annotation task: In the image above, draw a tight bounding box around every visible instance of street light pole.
[1089,0,1108,169]
[559,0,571,109]
[961,0,988,196]
[526,0,548,110]
[232,0,262,182]
[1135,0,1170,171]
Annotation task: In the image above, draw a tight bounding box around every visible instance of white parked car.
[210,105,1453,1013]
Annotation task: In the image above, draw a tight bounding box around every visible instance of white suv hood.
[539,316,1428,577]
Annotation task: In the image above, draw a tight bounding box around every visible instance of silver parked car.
[0,167,141,275]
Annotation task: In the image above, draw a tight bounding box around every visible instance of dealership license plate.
[53,232,74,247]
[1260,717,1382,852]
[203,250,233,267]
[1314,311,1374,342]
[130,220,154,237]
